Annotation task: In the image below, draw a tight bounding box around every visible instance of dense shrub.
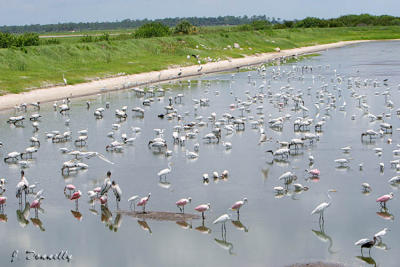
[134,22,171,38]
[0,32,39,48]
[174,21,196,34]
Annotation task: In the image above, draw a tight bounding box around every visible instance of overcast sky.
[1,0,399,26]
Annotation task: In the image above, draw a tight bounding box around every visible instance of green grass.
[1,26,400,94]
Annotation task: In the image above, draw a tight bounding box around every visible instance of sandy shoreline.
[0,40,372,111]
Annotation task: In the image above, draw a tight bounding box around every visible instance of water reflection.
[137,219,152,234]
[176,220,192,230]
[355,255,376,266]
[195,220,211,234]
[376,208,394,221]
[16,202,30,228]
[231,219,248,232]
[311,223,337,254]
[30,217,45,231]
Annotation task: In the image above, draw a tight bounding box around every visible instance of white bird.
[213,213,232,232]
[128,195,140,210]
[374,228,389,241]
[157,162,172,179]
[311,189,337,222]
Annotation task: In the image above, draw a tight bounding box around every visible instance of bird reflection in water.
[111,213,123,232]
[158,179,172,190]
[375,240,390,251]
[356,255,376,267]
[195,220,211,234]
[16,202,30,228]
[0,213,7,223]
[101,205,112,225]
[214,228,235,255]
[311,223,337,254]
[137,219,152,234]
[30,217,45,231]
[70,210,83,221]
[376,208,394,221]
[231,219,248,232]
[176,220,192,230]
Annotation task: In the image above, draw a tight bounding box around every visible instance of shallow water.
[1,41,400,267]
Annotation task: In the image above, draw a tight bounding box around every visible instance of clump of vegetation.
[134,22,171,38]
[237,20,271,31]
[40,38,60,45]
[0,32,39,48]
[174,21,197,34]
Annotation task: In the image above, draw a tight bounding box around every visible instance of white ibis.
[128,195,140,211]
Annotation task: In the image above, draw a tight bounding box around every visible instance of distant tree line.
[2,14,400,34]
[1,14,400,48]
[0,15,271,33]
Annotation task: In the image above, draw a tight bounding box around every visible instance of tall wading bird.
[137,193,151,213]
[128,195,140,211]
[100,171,112,196]
[70,190,82,210]
[213,214,232,236]
[195,203,211,220]
[111,181,122,209]
[30,196,44,217]
[311,189,337,225]
[176,197,191,213]
[230,198,248,217]
[376,192,394,208]
[157,162,172,179]
[16,171,29,204]
[355,237,378,255]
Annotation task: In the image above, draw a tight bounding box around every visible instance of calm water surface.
[1,41,400,267]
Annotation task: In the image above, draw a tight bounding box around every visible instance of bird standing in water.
[111,181,122,209]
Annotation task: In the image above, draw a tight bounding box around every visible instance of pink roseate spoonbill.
[195,203,211,220]
[137,193,151,213]
[231,198,248,217]
[311,189,336,225]
[306,168,320,177]
[64,184,76,196]
[0,196,6,213]
[128,195,139,211]
[111,181,122,209]
[376,192,394,208]
[93,187,101,196]
[30,196,44,217]
[70,190,82,210]
[100,194,108,206]
[176,197,192,213]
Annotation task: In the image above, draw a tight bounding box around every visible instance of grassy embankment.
[0,26,400,94]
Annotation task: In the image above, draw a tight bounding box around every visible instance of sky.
[0,0,399,26]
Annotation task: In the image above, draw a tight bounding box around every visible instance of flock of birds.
[0,52,399,261]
